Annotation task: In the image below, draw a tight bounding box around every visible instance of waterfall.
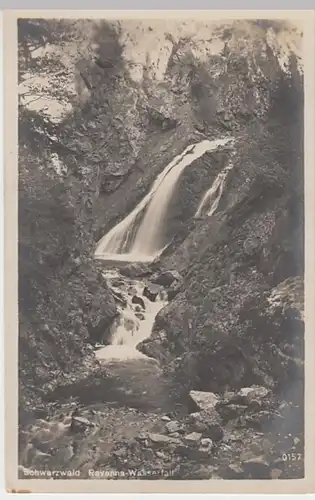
[195,153,235,217]
[95,137,233,262]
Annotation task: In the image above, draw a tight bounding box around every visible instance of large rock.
[183,432,202,446]
[236,386,270,404]
[120,262,152,278]
[147,433,181,448]
[131,295,145,309]
[153,270,182,287]
[165,420,185,434]
[187,409,223,441]
[143,283,164,302]
[189,390,219,411]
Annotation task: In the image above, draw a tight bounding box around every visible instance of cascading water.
[95,271,168,361]
[95,137,233,262]
[195,151,236,217]
[94,137,234,361]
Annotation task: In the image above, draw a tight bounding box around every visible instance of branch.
[23,95,44,105]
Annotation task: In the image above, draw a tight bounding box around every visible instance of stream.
[19,265,185,476]
[90,266,181,413]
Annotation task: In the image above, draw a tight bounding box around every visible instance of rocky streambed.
[18,263,304,480]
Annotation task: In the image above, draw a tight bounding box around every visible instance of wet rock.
[135,313,145,321]
[243,456,270,479]
[183,432,202,446]
[165,420,184,434]
[161,415,171,422]
[143,283,163,302]
[189,390,219,411]
[153,270,182,287]
[132,295,145,309]
[120,262,152,278]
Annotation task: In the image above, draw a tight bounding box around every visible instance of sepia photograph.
[3,9,315,494]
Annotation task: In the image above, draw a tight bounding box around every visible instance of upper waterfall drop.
[95,137,233,262]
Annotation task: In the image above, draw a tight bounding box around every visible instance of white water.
[95,137,233,262]
[195,152,235,217]
[95,272,168,361]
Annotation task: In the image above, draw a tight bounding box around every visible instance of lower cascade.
[95,137,233,262]
[95,270,168,361]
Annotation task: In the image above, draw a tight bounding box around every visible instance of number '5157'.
[282,453,303,461]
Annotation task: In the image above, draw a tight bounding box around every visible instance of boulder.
[131,295,145,309]
[183,432,202,446]
[189,390,219,411]
[188,409,223,441]
[172,463,215,479]
[120,262,152,278]
[143,283,163,302]
[147,433,181,448]
[153,270,182,287]
[236,386,270,404]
